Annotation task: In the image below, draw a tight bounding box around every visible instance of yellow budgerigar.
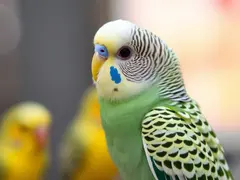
[0,101,52,180]
[59,86,119,180]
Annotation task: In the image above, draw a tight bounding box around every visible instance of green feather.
[99,86,171,180]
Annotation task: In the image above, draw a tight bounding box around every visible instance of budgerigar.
[0,101,52,180]
[91,19,233,180]
[59,86,119,180]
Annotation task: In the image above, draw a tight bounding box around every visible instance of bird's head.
[92,19,189,102]
[1,101,52,151]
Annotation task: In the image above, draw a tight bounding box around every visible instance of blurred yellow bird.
[59,86,119,180]
[0,101,52,180]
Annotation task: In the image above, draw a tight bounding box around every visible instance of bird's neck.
[98,86,170,136]
[155,48,190,102]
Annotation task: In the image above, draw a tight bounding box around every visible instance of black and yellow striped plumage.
[142,100,233,180]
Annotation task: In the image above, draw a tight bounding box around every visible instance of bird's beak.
[35,126,49,149]
[91,52,107,82]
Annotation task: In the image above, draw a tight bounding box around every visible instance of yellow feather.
[0,101,52,180]
[59,86,119,180]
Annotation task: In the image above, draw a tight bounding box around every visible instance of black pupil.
[119,48,131,58]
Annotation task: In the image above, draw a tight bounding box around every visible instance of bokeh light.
[0,3,21,54]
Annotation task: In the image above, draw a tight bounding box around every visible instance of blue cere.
[94,44,108,58]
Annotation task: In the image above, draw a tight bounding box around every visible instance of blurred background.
[0,0,239,179]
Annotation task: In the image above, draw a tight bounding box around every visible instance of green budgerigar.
[91,19,233,180]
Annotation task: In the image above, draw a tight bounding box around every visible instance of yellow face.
[4,102,52,151]
[8,121,50,151]
[91,20,148,101]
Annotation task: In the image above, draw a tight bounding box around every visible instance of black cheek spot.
[113,88,118,92]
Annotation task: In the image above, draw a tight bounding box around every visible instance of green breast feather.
[99,87,233,180]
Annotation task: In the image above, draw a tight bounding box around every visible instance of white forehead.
[94,19,136,42]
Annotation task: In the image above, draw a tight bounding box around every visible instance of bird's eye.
[117,46,132,60]
[19,125,28,132]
